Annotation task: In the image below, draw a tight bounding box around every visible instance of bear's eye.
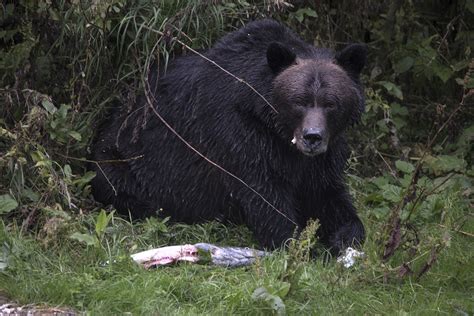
[317,93,339,110]
[325,102,337,110]
[291,94,312,107]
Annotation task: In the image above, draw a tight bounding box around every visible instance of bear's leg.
[318,188,365,255]
[328,214,365,253]
[237,192,300,249]
[250,214,300,250]
[90,163,156,218]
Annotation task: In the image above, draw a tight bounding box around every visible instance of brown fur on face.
[273,59,362,156]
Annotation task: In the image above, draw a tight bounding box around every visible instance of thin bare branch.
[56,153,144,164]
[95,162,117,196]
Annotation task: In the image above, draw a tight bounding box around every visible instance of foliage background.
[0,0,473,314]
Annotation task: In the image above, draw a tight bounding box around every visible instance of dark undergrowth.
[0,0,473,314]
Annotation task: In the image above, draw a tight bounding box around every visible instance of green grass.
[1,202,472,315]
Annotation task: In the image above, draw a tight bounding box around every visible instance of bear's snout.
[300,127,328,155]
[303,128,324,146]
[292,107,329,156]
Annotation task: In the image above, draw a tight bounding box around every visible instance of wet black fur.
[90,19,366,253]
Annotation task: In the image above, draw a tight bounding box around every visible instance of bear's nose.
[303,128,323,146]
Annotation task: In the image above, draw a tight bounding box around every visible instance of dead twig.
[56,153,144,164]
[95,162,117,196]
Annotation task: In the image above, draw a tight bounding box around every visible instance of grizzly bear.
[90,19,367,254]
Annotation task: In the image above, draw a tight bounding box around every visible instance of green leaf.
[381,184,403,203]
[399,174,412,188]
[30,150,43,163]
[68,131,82,141]
[112,5,121,13]
[70,232,97,246]
[0,194,18,214]
[57,104,71,120]
[377,81,403,100]
[95,209,112,237]
[395,160,415,174]
[371,176,390,189]
[365,193,385,203]
[252,287,286,315]
[41,99,57,114]
[432,63,453,83]
[73,171,96,188]
[294,8,317,22]
[275,282,291,298]
[394,56,414,74]
[63,164,72,179]
[390,103,408,116]
[370,206,390,219]
[300,8,317,17]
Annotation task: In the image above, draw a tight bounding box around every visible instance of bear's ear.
[267,42,296,73]
[335,44,367,76]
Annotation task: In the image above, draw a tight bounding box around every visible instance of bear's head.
[268,42,367,156]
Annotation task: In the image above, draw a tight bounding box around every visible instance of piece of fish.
[131,243,267,268]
